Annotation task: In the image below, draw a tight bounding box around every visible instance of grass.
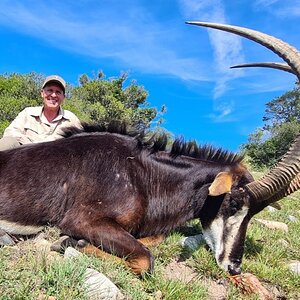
[0,179,300,299]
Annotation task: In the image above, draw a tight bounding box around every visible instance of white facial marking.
[202,216,224,261]
[202,205,249,271]
[221,205,249,270]
[0,220,44,235]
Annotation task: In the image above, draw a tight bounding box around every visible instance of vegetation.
[71,72,163,127]
[1,184,299,299]
[0,72,164,136]
[1,71,299,170]
[0,73,42,134]
[242,85,300,169]
[0,72,299,298]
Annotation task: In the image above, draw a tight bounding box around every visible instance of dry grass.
[1,184,300,299]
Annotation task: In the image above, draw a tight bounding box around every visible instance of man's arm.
[3,109,34,145]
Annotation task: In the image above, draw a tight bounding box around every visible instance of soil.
[163,258,228,300]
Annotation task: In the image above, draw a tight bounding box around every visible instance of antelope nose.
[228,264,242,275]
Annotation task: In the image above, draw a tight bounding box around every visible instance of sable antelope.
[0,22,300,276]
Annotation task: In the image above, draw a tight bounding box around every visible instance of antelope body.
[0,22,300,276]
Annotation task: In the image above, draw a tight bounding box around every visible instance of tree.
[263,86,300,130]
[242,85,300,168]
[0,73,42,134]
[70,72,161,129]
[0,71,163,136]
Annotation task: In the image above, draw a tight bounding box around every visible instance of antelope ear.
[208,172,233,196]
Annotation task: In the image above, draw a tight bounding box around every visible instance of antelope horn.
[246,135,300,201]
[186,21,300,202]
[231,62,295,75]
[185,21,300,82]
[264,172,300,206]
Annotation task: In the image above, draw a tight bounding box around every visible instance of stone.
[180,234,205,251]
[64,246,83,259]
[46,251,63,264]
[287,261,300,275]
[278,239,289,247]
[33,234,52,252]
[287,215,297,223]
[266,206,277,213]
[255,219,288,232]
[0,229,15,246]
[83,268,125,300]
[154,290,163,299]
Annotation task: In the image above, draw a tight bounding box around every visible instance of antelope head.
[187,21,300,275]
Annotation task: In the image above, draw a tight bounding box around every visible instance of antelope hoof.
[50,235,80,252]
[126,254,154,275]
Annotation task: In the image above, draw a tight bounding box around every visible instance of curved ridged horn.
[186,21,300,82]
[231,62,295,75]
[245,135,300,200]
[265,173,300,206]
[186,21,300,202]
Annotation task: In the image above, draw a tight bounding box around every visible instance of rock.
[266,206,277,213]
[64,246,83,259]
[180,234,205,251]
[255,219,288,232]
[154,290,163,299]
[278,239,289,247]
[46,251,63,264]
[83,268,125,300]
[0,229,15,246]
[62,247,125,299]
[287,215,297,223]
[49,249,63,257]
[33,234,52,252]
[287,261,300,275]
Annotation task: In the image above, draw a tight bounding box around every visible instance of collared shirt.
[3,106,82,145]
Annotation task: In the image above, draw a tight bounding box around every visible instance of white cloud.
[208,100,236,123]
[253,0,300,17]
[0,1,208,81]
[275,5,300,17]
[179,0,245,91]
[179,0,245,122]
[254,0,280,7]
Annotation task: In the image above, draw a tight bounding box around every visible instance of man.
[0,75,81,150]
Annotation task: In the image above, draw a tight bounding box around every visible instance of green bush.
[242,121,300,169]
[0,71,163,137]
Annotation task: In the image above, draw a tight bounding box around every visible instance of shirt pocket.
[24,125,40,141]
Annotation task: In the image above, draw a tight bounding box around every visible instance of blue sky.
[0,0,299,151]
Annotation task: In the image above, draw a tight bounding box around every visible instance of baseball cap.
[42,75,66,93]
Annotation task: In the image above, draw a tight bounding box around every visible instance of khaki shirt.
[3,106,82,145]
